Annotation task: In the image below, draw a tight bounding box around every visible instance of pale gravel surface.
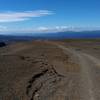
[56,43,100,100]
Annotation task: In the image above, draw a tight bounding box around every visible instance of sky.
[0,0,100,34]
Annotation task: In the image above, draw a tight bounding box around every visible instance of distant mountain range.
[0,35,34,42]
[0,31,100,42]
[34,30,100,39]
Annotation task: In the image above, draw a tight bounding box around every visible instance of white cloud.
[32,26,69,33]
[55,26,68,31]
[36,27,49,32]
[0,10,53,22]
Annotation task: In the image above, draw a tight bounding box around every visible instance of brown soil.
[0,41,79,100]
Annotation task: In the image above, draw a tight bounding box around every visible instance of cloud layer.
[1,25,100,35]
[0,26,71,33]
[0,10,53,22]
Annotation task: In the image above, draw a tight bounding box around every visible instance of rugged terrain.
[0,40,100,100]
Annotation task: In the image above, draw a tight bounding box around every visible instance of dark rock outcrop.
[0,42,6,47]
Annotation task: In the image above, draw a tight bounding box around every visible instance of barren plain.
[0,40,100,100]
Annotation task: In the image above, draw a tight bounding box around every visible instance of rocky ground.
[0,41,79,100]
[0,40,100,100]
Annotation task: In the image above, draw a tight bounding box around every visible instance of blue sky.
[0,0,100,34]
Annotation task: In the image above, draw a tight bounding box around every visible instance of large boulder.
[0,42,6,47]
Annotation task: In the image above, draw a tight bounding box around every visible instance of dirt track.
[57,44,100,100]
[0,41,100,100]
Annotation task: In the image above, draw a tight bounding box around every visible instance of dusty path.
[56,44,100,100]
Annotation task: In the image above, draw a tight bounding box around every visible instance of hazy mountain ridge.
[0,35,34,42]
[0,31,100,42]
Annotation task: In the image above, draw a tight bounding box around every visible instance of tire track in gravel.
[56,44,96,100]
